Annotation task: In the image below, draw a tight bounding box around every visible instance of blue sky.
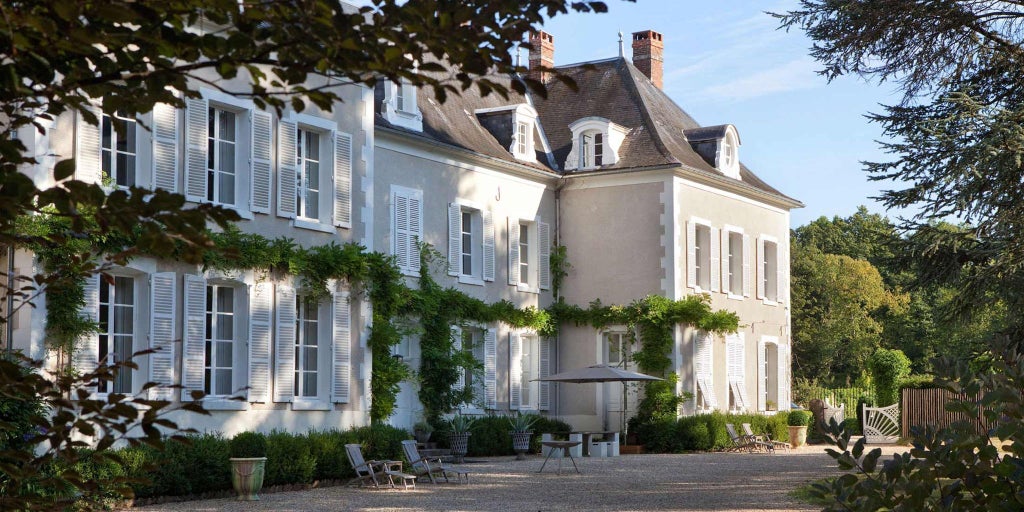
[538,0,906,227]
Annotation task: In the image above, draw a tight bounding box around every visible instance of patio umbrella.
[536,364,663,436]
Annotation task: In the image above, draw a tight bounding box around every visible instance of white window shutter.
[686,221,697,288]
[248,282,272,403]
[538,221,551,291]
[392,190,410,271]
[250,110,273,213]
[742,234,752,297]
[778,343,789,410]
[409,192,423,273]
[756,237,766,299]
[777,243,787,304]
[720,230,731,294]
[509,333,522,410]
[331,291,351,403]
[448,202,462,276]
[333,131,353,228]
[482,210,495,282]
[75,105,102,185]
[152,102,180,193]
[149,272,176,400]
[274,285,296,403]
[508,217,520,286]
[180,274,206,400]
[451,326,464,391]
[538,337,551,410]
[74,273,101,396]
[757,339,767,411]
[277,118,298,218]
[709,227,720,293]
[484,328,497,409]
[184,97,208,202]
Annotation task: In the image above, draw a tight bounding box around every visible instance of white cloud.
[698,58,822,102]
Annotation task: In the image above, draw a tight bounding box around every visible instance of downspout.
[5,245,13,359]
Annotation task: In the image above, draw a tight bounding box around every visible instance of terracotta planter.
[510,431,532,460]
[788,426,808,448]
[230,457,266,501]
[449,432,471,463]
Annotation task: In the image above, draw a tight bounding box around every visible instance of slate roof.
[373,57,800,206]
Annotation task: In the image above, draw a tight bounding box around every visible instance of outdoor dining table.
[538,440,581,474]
[573,431,618,456]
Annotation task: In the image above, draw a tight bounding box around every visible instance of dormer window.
[719,127,740,179]
[383,79,423,132]
[683,124,742,181]
[565,117,626,171]
[474,103,537,162]
[516,120,530,156]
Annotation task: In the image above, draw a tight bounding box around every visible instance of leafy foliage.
[228,431,267,459]
[869,348,912,406]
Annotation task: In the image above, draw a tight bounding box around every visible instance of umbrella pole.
[621,381,627,442]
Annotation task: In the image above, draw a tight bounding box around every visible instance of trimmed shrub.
[144,433,231,497]
[265,431,315,486]
[307,429,358,481]
[788,410,813,427]
[899,374,936,390]
[229,431,267,458]
[842,417,861,435]
[635,412,790,452]
[466,415,513,456]
[870,348,912,406]
[347,424,409,462]
[529,416,572,454]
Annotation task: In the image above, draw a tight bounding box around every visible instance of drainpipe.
[5,245,13,359]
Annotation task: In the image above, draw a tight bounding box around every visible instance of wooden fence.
[900,388,994,437]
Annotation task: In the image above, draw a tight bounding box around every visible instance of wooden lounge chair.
[742,423,790,452]
[345,443,416,489]
[725,423,773,453]
[401,440,470,484]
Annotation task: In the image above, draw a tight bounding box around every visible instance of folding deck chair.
[742,423,790,452]
[345,443,417,489]
[401,440,470,484]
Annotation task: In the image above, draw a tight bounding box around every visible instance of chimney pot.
[528,30,555,84]
[631,30,664,88]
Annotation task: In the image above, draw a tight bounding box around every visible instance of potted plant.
[787,410,812,448]
[413,420,434,444]
[447,415,476,463]
[229,431,268,501]
[508,413,538,460]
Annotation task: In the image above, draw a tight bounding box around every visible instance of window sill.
[516,283,540,294]
[292,400,331,411]
[400,267,420,278]
[208,203,254,221]
[458,406,486,415]
[458,275,485,286]
[726,293,745,301]
[203,398,249,411]
[761,298,779,306]
[293,218,335,233]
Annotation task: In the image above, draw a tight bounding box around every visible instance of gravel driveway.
[134,444,904,512]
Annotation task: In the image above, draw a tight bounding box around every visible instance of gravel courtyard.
[135,444,904,512]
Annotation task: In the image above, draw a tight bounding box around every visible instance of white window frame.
[204,283,237,397]
[383,79,423,131]
[687,217,714,293]
[454,325,488,414]
[185,90,255,220]
[96,275,138,397]
[292,294,330,410]
[518,333,541,411]
[508,215,549,294]
[716,125,742,180]
[564,117,627,171]
[758,234,780,305]
[100,111,139,189]
[473,104,538,162]
[449,198,492,286]
[722,225,748,300]
[288,113,338,233]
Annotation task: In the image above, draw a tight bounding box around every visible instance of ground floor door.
[603,331,640,433]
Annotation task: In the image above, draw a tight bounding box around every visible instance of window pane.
[216,341,232,367]
[219,110,236,141]
[205,340,212,365]
[215,369,231,394]
[217,286,233,311]
[114,277,134,305]
[219,140,235,174]
[219,172,235,205]
[217,313,233,340]
[121,156,136,187]
[303,371,317,397]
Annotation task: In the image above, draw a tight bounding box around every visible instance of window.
[461,211,474,276]
[606,332,630,367]
[206,106,237,206]
[579,131,603,168]
[728,232,742,295]
[98,276,135,394]
[565,117,626,171]
[456,327,486,410]
[510,333,550,411]
[508,216,550,292]
[759,237,779,302]
[758,337,783,411]
[516,121,530,156]
[519,223,530,286]
[718,127,741,179]
[297,128,321,220]
[688,220,713,291]
[204,285,235,396]
[101,112,137,187]
[722,227,749,298]
[295,296,319,398]
[520,334,540,410]
[392,186,423,276]
[448,199,494,284]
[383,80,423,131]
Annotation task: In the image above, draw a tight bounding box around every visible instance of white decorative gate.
[862,403,900,444]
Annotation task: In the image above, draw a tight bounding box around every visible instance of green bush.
[870,348,912,406]
[676,417,709,451]
[145,433,231,497]
[899,374,936,390]
[842,417,861,435]
[529,416,571,453]
[788,410,813,427]
[346,424,409,462]
[635,412,790,452]
[265,431,316,486]
[307,429,359,481]
[229,431,268,458]
[466,415,514,456]
[637,418,682,452]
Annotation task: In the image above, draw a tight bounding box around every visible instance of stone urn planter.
[448,432,471,463]
[229,457,267,501]
[787,410,812,449]
[510,431,533,460]
[787,426,808,449]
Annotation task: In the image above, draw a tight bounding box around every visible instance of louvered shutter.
[742,234,752,297]
[686,221,697,288]
[331,291,351,403]
[184,97,208,202]
[74,273,101,396]
[484,329,497,409]
[180,275,206,400]
[726,334,748,410]
[451,326,464,391]
[538,337,551,410]
[250,110,273,213]
[756,237,766,299]
[274,285,296,402]
[333,131,353,228]
[448,203,462,276]
[694,332,717,409]
[392,191,410,271]
[709,227,720,293]
[508,217,520,286]
[757,339,767,411]
[248,282,272,403]
[778,343,789,410]
[152,102,180,193]
[75,105,102,184]
[149,272,176,400]
[538,221,551,291]
[509,333,522,410]
[277,118,298,218]
[777,243,786,304]
[720,230,731,294]
[482,211,495,282]
[408,192,422,273]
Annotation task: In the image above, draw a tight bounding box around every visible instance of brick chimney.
[632,30,664,88]
[528,30,555,84]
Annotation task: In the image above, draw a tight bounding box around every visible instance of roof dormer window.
[565,117,626,171]
[718,127,741,179]
[383,79,423,132]
[474,103,538,162]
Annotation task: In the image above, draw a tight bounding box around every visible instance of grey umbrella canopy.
[536,364,663,383]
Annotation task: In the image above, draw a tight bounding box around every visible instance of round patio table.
[537,440,581,474]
